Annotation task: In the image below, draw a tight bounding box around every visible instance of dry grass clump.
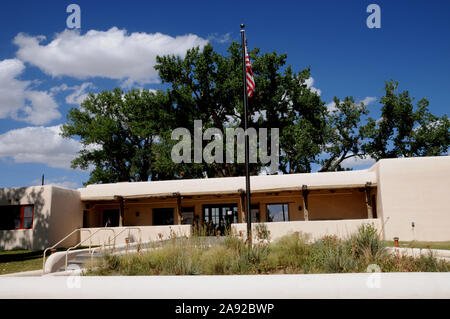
[84,224,449,276]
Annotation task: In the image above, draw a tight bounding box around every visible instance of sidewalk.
[0,269,43,277]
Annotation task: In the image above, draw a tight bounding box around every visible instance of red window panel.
[15,205,34,230]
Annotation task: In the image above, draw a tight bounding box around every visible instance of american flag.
[245,41,255,98]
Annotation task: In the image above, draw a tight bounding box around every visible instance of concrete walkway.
[0,273,449,298]
[0,269,43,277]
[387,247,450,262]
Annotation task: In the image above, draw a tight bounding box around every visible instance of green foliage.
[62,46,449,184]
[155,42,328,176]
[348,224,387,262]
[320,97,370,171]
[255,223,271,242]
[61,88,176,184]
[362,80,450,160]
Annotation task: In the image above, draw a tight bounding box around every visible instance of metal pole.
[240,24,252,250]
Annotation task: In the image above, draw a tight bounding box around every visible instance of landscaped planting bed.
[84,225,450,276]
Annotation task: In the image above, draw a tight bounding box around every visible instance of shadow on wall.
[0,187,50,250]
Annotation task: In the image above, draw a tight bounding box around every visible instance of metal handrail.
[65,228,116,271]
[42,228,92,273]
[110,227,142,252]
[89,227,143,266]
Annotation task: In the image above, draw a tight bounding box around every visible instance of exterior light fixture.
[393,237,399,247]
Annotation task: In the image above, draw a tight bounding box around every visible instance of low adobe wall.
[231,219,382,242]
[79,225,191,247]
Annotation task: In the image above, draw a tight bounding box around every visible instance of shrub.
[269,232,311,271]
[200,245,235,275]
[255,223,271,242]
[85,224,449,276]
[348,223,387,263]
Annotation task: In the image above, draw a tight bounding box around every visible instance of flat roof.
[78,169,377,201]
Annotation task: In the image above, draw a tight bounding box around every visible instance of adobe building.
[1,156,449,250]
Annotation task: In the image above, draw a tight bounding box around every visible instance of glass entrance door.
[202,204,238,235]
[103,209,119,227]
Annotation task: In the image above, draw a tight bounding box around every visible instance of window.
[250,204,260,222]
[266,203,289,222]
[153,208,174,226]
[102,209,119,227]
[83,210,89,228]
[203,204,238,235]
[22,206,34,229]
[0,205,34,230]
[181,207,195,225]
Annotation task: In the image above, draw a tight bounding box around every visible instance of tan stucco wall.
[0,186,82,250]
[3,156,447,250]
[0,186,52,250]
[48,187,83,248]
[232,219,382,242]
[83,189,371,228]
[375,156,450,241]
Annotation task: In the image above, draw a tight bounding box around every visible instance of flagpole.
[240,24,252,250]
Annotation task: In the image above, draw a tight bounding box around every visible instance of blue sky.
[0,0,449,189]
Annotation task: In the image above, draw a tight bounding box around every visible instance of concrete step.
[59,251,105,272]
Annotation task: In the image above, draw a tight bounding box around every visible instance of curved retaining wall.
[0,273,449,298]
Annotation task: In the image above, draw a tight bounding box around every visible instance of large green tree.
[362,80,449,160]
[62,45,449,185]
[61,88,174,184]
[319,96,370,172]
[155,42,328,176]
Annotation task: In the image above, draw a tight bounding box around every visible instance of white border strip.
[0,273,449,299]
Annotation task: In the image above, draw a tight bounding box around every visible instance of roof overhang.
[79,170,377,202]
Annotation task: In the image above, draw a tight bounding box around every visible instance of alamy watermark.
[171,120,280,174]
[66,4,81,29]
[66,264,82,289]
[366,4,381,29]
[366,264,382,289]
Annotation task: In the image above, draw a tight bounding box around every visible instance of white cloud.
[326,101,337,113]
[360,96,377,106]
[14,27,209,86]
[207,32,232,44]
[51,82,95,105]
[30,176,79,189]
[0,58,60,124]
[340,155,376,169]
[0,125,82,169]
[327,96,377,114]
[305,77,321,96]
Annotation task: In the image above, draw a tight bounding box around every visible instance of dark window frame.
[6,205,35,230]
[266,203,290,222]
[202,203,238,225]
[152,208,175,226]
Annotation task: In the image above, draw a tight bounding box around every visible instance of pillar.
[175,193,182,225]
[302,185,309,221]
[365,182,373,219]
[239,190,246,223]
[119,197,124,227]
